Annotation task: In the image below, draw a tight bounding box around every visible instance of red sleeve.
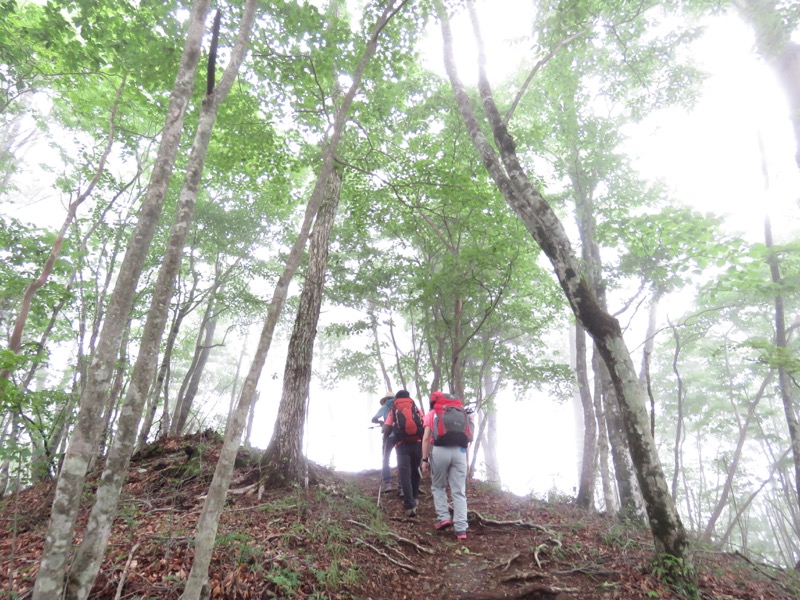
[384,409,394,427]
[423,411,434,429]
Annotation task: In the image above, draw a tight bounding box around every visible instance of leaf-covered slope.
[1,431,798,599]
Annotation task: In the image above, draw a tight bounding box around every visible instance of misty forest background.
[2,0,800,597]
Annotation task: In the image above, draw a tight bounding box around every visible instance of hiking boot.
[455,531,467,540]
[405,507,417,517]
[433,519,452,530]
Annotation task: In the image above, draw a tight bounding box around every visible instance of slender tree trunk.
[179,5,407,597]
[574,324,597,509]
[170,312,208,434]
[482,373,500,485]
[669,322,685,502]
[640,297,658,437]
[437,0,689,562]
[0,416,17,497]
[225,331,249,435]
[2,80,123,379]
[601,365,642,517]
[62,6,258,597]
[702,374,771,543]
[426,328,447,394]
[139,301,183,447]
[388,317,408,388]
[765,213,800,522]
[451,296,465,397]
[168,260,227,436]
[595,363,616,513]
[155,287,202,441]
[244,390,259,447]
[573,158,638,517]
[368,300,393,392]
[174,305,219,434]
[32,4,210,597]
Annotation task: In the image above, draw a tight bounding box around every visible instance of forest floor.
[1,430,799,599]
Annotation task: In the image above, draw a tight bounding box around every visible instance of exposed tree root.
[348,519,434,554]
[469,510,557,536]
[354,537,423,573]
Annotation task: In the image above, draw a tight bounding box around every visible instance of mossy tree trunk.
[435,0,690,564]
[32,3,210,597]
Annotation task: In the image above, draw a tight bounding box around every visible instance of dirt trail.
[0,433,798,599]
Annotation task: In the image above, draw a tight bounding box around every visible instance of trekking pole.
[377,479,383,508]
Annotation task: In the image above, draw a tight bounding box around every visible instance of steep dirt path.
[1,434,798,599]
[341,469,798,600]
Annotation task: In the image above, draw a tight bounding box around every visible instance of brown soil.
[1,431,798,599]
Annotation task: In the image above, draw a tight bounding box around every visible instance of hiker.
[421,390,473,540]
[383,389,424,517]
[371,393,395,489]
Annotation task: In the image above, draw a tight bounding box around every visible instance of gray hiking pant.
[430,445,468,532]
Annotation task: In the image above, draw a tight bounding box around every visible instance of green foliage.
[649,554,698,599]
[265,563,302,596]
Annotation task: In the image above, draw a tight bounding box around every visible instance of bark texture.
[261,168,342,486]
[179,5,408,597]
[32,3,210,597]
[60,4,257,597]
[436,0,689,561]
[574,324,597,509]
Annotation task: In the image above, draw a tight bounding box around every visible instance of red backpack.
[391,396,424,442]
[431,392,473,448]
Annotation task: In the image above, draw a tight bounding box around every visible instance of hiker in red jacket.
[383,390,424,517]
[421,391,472,540]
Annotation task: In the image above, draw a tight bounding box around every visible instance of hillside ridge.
[1,431,798,599]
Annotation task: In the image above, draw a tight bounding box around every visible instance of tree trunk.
[436,0,689,562]
[600,357,642,518]
[2,80,123,380]
[0,415,17,497]
[640,297,658,438]
[669,322,685,502]
[174,306,219,435]
[62,4,258,597]
[702,373,771,543]
[171,292,218,435]
[595,360,616,514]
[388,317,408,388]
[138,283,193,447]
[482,373,500,485]
[368,300,393,392]
[764,213,800,524]
[428,334,445,394]
[572,157,638,517]
[178,5,407,597]
[225,332,249,435]
[31,3,211,598]
[574,324,597,509]
[260,167,342,486]
[244,390,259,447]
[451,296,465,397]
